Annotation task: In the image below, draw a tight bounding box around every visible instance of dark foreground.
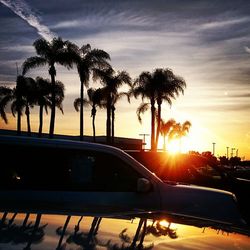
[1,212,250,250]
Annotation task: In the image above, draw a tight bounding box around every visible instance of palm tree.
[159,118,176,151]
[74,88,104,142]
[35,77,65,137]
[132,68,186,151]
[169,121,191,151]
[22,37,75,138]
[0,76,35,135]
[93,68,131,144]
[71,43,110,141]
[154,69,186,148]
[0,86,12,124]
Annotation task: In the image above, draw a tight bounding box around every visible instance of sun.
[167,139,181,154]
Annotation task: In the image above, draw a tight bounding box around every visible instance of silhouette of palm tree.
[71,43,110,141]
[159,118,176,151]
[74,88,104,142]
[132,68,186,151]
[0,76,36,135]
[35,77,65,137]
[0,86,12,124]
[169,120,191,151]
[22,37,75,138]
[93,68,131,144]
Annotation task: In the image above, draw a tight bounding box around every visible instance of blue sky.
[0,0,250,158]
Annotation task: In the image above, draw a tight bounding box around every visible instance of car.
[128,151,250,225]
[0,135,248,233]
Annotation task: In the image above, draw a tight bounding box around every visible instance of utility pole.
[231,148,235,158]
[226,147,229,159]
[139,134,149,151]
[236,149,239,157]
[212,142,216,155]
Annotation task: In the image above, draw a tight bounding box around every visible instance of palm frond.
[73,98,81,112]
[22,57,47,75]
[136,102,150,124]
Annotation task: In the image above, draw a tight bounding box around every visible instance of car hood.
[159,182,246,229]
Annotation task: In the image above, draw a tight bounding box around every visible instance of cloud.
[244,46,250,53]
[199,17,250,30]
[0,0,55,40]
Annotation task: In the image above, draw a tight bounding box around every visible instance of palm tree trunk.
[155,102,161,150]
[150,99,156,151]
[111,105,115,145]
[49,65,56,139]
[163,135,166,151]
[25,105,31,136]
[106,96,112,144]
[92,107,96,142]
[17,109,21,136]
[38,105,44,137]
[80,80,84,141]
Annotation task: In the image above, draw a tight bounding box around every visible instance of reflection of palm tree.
[145,221,177,239]
[132,69,186,151]
[74,88,104,142]
[159,119,176,151]
[72,44,110,141]
[93,68,131,144]
[22,37,75,138]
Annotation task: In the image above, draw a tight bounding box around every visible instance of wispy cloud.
[199,16,250,30]
[0,0,55,40]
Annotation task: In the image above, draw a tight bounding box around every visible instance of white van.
[0,135,247,231]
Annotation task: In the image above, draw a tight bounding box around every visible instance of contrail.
[0,0,56,41]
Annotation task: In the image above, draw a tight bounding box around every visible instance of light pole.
[212,142,216,155]
[231,148,235,158]
[226,147,229,159]
[139,134,149,151]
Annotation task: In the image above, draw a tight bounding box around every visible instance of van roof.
[0,134,161,182]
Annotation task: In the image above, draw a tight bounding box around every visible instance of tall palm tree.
[93,68,131,144]
[35,77,65,137]
[74,88,104,142]
[159,118,176,151]
[22,37,75,138]
[71,43,110,141]
[154,69,186,148]
[132,68,186,151]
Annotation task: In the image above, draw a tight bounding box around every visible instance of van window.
[0,143,141,192]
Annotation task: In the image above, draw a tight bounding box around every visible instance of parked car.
[0,135,248,233]
[128,151,250,225]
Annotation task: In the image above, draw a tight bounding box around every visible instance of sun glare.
[167,139,181,154]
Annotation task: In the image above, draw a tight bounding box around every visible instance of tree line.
[0,37,190,151]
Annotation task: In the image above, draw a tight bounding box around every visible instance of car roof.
[0,135,161,182]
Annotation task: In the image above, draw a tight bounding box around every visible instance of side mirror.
[137,178,151,193]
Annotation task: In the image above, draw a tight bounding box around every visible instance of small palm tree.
[22,37,75,138]
[0,76,36,135]
[169,121,191,151]
[71,43,110,141]
[93,68,131,144]
[74,88,104,142]
[159,118,176,151]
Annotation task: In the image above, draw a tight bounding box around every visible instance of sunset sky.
[0,0,249,159]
